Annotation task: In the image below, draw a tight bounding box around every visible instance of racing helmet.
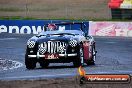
[47,24,57,31]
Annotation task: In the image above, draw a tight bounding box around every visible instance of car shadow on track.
[35,64,96,70]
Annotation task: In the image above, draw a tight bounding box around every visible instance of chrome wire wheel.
[85,45,96,65]
[92,45,96,62]
[80,46,84,65]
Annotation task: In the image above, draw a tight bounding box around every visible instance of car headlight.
[27,40,36,48]
[38,47,47,54]
[58,45,66,53]
[69,39,78,47]
[38,43,47,54]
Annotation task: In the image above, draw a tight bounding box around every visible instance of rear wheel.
[73,46,84,67]
[86,45,96,65]
[92,44,96,64]
[25,55,37,69]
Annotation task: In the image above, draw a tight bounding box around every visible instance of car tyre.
[86,45,96,65]
[25,55,36,69]
[39,59,49,68]
[73,45,84,67]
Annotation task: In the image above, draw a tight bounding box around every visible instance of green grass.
[0,7,59,12]
[0,16,131,21]
[0,8,25,12]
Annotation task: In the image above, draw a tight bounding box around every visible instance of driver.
[47,24,57,31]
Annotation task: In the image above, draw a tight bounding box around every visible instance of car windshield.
[38,30,83,37]
[45,23,83,31]
[51,33,79,35]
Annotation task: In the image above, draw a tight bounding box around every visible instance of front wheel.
[39,59,49,68]
[73,46,84,67]
[25,55,37,69]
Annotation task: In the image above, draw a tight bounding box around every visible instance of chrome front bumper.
[28,53,77,58]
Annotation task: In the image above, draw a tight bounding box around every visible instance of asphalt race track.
[0,33,132,80]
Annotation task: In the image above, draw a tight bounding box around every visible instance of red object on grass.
[110,0,123,3]
[108,0,124,9]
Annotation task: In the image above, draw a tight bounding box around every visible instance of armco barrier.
[89,21,132,37]
[0,20,89,35]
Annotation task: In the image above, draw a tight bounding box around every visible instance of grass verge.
[0,16,131,21]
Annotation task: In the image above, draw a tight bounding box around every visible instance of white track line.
[0,58,23,71]
[0,38,18,40]
[0,74,76,80]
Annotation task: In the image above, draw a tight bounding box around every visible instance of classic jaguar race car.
[25,22,97,69]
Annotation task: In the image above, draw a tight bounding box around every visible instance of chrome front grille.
[38,41,67,54]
